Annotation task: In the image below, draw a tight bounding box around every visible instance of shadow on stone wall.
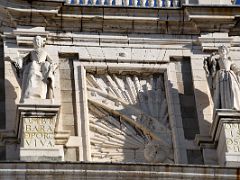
[88,73,174,163]
[4,79,19,160]
[194,88,212,136]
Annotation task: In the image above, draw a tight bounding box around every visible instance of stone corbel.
[198,33,233,52]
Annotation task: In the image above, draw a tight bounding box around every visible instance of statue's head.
[33,36,44,49]
[218,45,229,56]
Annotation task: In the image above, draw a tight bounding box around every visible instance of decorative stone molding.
[64,0,181,8]
[13,27,49,46]
[198,33,233,52]
[0,162,238,180]
[66,60,188,164]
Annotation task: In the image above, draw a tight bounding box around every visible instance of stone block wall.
[59,58,76,136]
[173,58,200,140]
[0,2,240,165]
[0,40,5,130]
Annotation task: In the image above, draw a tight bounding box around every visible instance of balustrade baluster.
[165,0,171,7]
[73,0,80,4]
[65,0,179,7]
[132,0,138,6]
[172,0,179,7]
[148,0,154,7]
[81,0,88,5]
[142,0,147,7]
[156,0,163,7]
[115,0,122,5]
[98,0,104,5]
[122,0,129,6]
[105,0,110,5]
[92,0,97,5]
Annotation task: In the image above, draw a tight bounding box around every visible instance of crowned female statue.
[6,36,55,103]
[204,45,240,110]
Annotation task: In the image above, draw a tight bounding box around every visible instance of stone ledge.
[0,162,238,179]
[196,109,240,147]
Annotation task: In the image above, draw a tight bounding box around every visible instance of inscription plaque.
[17,104,63,161]
[224,123,240,152]
[22,118,55,148]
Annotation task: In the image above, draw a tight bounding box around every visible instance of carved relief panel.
[86,72,173,163]
[59,59,187,163]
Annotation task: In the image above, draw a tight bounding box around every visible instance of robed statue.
[6,36,55,103]
[203,45,240,110]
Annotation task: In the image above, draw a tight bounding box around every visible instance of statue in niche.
[203,45,240,110]
[6,36,55,103]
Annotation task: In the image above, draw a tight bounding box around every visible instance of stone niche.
[16,103,63,161]
[86,71,174,163]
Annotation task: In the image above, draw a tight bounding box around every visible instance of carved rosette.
[87,73,173,163]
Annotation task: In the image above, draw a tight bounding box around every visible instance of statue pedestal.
[212,110,240,166]
[16,103,63,161]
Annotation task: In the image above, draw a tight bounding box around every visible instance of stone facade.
[0,162,238,180]
[0,0,240,179]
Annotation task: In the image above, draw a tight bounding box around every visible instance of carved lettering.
[226,138,233,145]
[22,117,55,148]
[25,125,31,131]
[48,141,54,147]
[25,139,31,146]
[225,124,232,129]
[224,123,240,152]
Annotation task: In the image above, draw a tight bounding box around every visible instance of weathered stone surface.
[1,0,240,170]
[0,162,237,180]
[16,104,64,161]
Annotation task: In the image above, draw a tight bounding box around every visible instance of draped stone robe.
[16,49,54,102]
[213,57,240,110]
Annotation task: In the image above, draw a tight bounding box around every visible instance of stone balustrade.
[65,0,180,7]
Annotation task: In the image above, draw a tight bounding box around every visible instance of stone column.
[16,103,63,161]
[212,110,240,166]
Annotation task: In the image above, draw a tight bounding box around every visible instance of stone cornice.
[0,1,239,35]
[0,162,238,179]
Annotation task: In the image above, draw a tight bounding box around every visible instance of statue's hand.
[5,56,18,64]
[5,56,21,69]
[5,56,12,62]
